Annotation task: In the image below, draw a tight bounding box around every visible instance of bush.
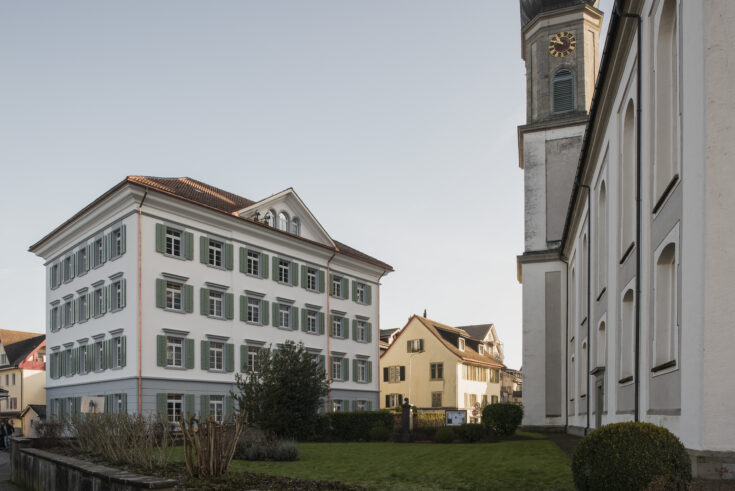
[455,423,486,443]
[571,422,692,491]
[434,427,455,444]
[369,424,391,442]
[482,403,523,436]
[325,411,395,441]
[235,427,299,461]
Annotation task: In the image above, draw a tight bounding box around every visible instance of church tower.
[517,0,602,429]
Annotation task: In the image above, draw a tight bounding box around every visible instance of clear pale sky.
[0,1,613,370]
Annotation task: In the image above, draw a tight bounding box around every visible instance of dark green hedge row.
[310,411,396,441]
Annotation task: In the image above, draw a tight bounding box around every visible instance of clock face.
[548,31,577,58]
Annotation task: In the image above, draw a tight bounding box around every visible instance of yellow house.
[379,316,504,422]
[0,330,46,435]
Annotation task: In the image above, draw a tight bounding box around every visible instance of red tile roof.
[29,176,393,272]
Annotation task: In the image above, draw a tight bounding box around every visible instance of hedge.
[310,411,395,442]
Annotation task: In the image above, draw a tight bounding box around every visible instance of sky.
[0,1,613,371]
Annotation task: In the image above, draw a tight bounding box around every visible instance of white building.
[29,176,392,421]
[517,0,735,478]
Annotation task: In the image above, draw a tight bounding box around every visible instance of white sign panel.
[80,396,105,414]
[445,410,467,426]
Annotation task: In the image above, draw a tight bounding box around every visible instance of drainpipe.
[325,249,337,410]
[579,184,592,434]
[376,269,387,408]
[137,188,148,414]
[562,255,569,433]
[618,5,642,423]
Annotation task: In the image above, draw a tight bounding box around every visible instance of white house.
[517,0,735,478]
[29,176,392,421]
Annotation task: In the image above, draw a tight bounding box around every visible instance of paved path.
[543,432,582,460]
[0,450,22,491]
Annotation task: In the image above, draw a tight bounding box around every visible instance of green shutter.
[157,393,167,416]
[225,243,234,270]
[301,309,308,332]
[185,394,195,418]
[156,279,166,309]
[157,335,166,367]
[329,274,335,295]
[120,225,126,255]
[291,306,299,330]
[261,253,269,279]
[121,393,128,413]
[272,303,279,327]
[291,262,299,286]
[200,236,208,264]
[86,346,93,372]
[301,265,307,289]
[262,300,269,325]
[319,312,325,335]
[318,270,325,293]
[200,395,210,419]
[351,400,357,412]
[352,319,358,341]
[225,395,234,418]
[185,338,195,369]
[366,322,372,343]
[272,257,279,281]
[121,337,127,367]
[353,359,358,382]
[225,344,234,372]
[367,361,373,383]
[156,225,166,253]
[225,293,234,320]
[120,279,127,309]
[342,318,349,339]
[341,278,349,299]
[366,285,372,305]
[343,358,349,381]
[239,295,246,322]
[201,341,210,370]
[239,247,246,273]
[200,288,209,316]
[240,345,247,371]
[107,339,114,369]
[86,244,93,270]
[103,285,110,313]
[319,355,325,375]
[352,280,357,302]
[184,232,194,260]
[184,285,194,313]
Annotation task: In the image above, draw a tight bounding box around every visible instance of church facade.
[517,0,735,478]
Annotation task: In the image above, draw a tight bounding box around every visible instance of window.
[331,399,344,412]
[291,218,300,236]
[458,338,465,351]
[354,282,369,304]
[621,100,636,258]
[167,337,184,368]
[112,337,124,368]
[653,0,678,204]
[306,311,317,334]
[331,358,344,381]
[247,347,260,372]
[620,288,635,382]
[165,228,182,257]
[62,300,74,328]
[278,212,289,231]
[331,316,345,338]
[209,342,224,371]
[355,320,368,342]
[331,275,348,299]
[77,247,88,276]
[50,305,60,331]
[50,263,60,289]
[306,268,317,291]
[247,298,261,324]
[407,339,424,353]
[596,321,606,369]
[278,259,289,284]
[279,304,291,328]
[580,234,588,324]
[431,392,442,408]
[63,255,74,283]
[95,341,104,371]
[247,250,260,276]
[580,339,588,397]
[0,354,5,365]
[430,363,443,380]
[491,395,499,404]
[597,179,608,292]
[110,226,125,259]
[356,359,368,382]
[489,368,499,383]
[65,350,72,376]
[78,294,89,323]
[9,398,17,410]
[93,237,105,267]
[478,344,485,355]
[386,394,402,408]
[209,395,224,423]
[111,279,126,311]
[383,365,405,383]
[79,345,87,375]
[462,364,489,382]
[465,393,478,409]
[93,286,105,317]
[166,282,182,311]
[355,400,368,412]
[553,69,574,113]
[209,291,223,318]
[167,394,183,423]
[653,242,677,370]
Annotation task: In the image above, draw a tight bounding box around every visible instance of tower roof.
[520,0,598,28]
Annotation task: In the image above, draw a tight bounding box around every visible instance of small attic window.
[458,338,465,351]
[291,217,300,236]
[478,345,484,355]
[278,212,289,231]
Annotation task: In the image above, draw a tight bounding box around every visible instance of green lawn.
[184,440,574,490]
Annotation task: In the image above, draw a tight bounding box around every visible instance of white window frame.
[458,338,466,351]
[93,287,105,317]
[331,358,343,381]
[95,341,104,371]
[307,311,317,334]
[112,337,123,369]
[357,359,367,382]
[165,228,183,258]
[247,250,260,276]
[63,255,74,283]
[167,394,183,423]
[209,395,224,423]
[247,347,259,372]
[63,300,74,328]
[94,237,105,267]
[209,341,224,371]
[306,268,317,291]
[247,298,260,324]
[356,283,366,304]
[79,345,87,375]
[111,227,124,259]
[209,290,223,318]
[166,282,183,311]
[208,239,223,268]
[356,320,367,342]
[279,304,290,328]
[111,279,124,311]
[166,336,184,368]
[332,316,343,338]
[331,276,342,298]
[79,294,89,323]
[278,260,290,284]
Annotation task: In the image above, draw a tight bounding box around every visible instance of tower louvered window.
[553,69,574,113]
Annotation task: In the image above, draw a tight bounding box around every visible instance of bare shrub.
[235,427,299,461]
[68,413,173,472]
[179,413,246,477]
[31,419,68,449]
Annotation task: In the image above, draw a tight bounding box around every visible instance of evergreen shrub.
[369,423,391,442]
[327,411,395,441]
[434,427,455,444]
[454,423,486,443]
[571,422,692,491]
[481,403,523,436]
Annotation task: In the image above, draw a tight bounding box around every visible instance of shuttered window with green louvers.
[155,223,193,260]
[156,279,193,313]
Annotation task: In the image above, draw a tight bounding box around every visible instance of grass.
[173,439,574,490]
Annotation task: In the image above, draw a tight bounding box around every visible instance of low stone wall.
[11,438,177,491]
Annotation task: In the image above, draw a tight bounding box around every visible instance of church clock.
[548,31,577,58]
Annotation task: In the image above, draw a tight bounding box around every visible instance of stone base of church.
[519,424,566,433]
[689,449,735,480]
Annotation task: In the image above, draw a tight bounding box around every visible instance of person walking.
[0,421,7,451]
[4,421,13,449]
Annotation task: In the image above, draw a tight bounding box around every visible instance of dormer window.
[478,344,484,356]
[458,338,466,351]
[278,212,289,231]
[291,218,300,236]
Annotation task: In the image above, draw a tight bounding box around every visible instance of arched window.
[570,348,576,405]
[580,234,588,324]
[553,69,574,113]
[619,288,635,381]
[570,266,577,327]
[291,217,300,236]
[278,212,289,231]
[654,0,678,203]
[654,242,677,368]
[621,100,636,258]
[580,338,588,397]
[596,321,606,369]
[597,180,607,292]
[265,209,276,227]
